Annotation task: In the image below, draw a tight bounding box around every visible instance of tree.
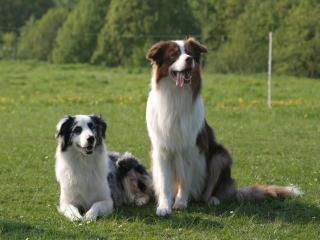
[274,0,320,78]
[0,0,54,34]
[53,0,79,10]
[92,0,199,66]
[16,8,68,60]
[189,0,248,48]
[0,32,18,59]
[208,0,297,73]
[52,0,110,63]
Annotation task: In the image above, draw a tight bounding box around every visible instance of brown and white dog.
[145,37,302,216]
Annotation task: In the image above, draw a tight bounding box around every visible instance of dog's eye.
[168,56,176,62]
[185,49,192,56]
[88,122,95,130]
[73,126,82,135]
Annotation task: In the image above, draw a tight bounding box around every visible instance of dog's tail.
[235,184,303,201]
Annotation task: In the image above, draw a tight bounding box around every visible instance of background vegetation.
[0,61,319,239]
[17,8,68,61]
[0,0,319,77]
[52,0,110,63]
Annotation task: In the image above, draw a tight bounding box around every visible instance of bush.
[208,1,284,73]
[92,0,199,66]
[0,0,54,34]
[189,0,247,51]
[53,0,79,10]
[17,8,67,60]
[1,32,18,59]
[52,0,110,63]
[274,0,320,78]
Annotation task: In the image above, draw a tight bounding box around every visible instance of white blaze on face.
[170,40,190,71]
[169,40,194,88]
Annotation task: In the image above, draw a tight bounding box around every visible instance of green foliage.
[92,0,198,66]
[52,0,110,63]
[53,0,79,10]
[0,32,17,59]
[190,0,247,48]
[3,0,320,77]
[91,0,155,66]
[274,0,320,78]
[16,8,68,60]
[0,0,54,34]
[208,1,285,73]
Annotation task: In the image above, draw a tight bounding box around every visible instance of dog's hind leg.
[203,144,235,204]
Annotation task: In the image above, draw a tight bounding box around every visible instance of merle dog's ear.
[91,115,107,139]
[146,41,168,65]
[116,152,148,176]
[55,115,74,138]
[116,152,139,175]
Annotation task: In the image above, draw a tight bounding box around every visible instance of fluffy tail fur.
[236,185,303,201]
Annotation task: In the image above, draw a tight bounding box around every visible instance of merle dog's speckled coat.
[108,152,153,207]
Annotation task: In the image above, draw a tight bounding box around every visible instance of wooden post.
[268,32,272,109]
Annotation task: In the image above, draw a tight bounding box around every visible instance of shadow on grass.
[212,199,320,224]
[113,198,319,230]
[0,219,104,239]
[113,205,224,231]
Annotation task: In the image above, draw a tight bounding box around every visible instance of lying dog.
[146,37,302,216]
[108,151,153,207]
[55,114,152,221]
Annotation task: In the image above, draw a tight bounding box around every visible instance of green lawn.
[0,61,319,239]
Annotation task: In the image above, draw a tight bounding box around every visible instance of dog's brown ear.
[185,37,208,54]
[146,41,167,65]
[185,37,207,63]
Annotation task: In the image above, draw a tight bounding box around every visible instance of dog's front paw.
[208,196,220,206]
[60,204,83,221]
[83,209,98,222]
[69,214,82,222]
[156,207,171,217]
[172,200,188,210]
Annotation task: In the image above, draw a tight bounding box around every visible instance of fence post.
[268,32,272,109]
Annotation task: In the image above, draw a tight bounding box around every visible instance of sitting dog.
[145,37,302,216]
[55,114,152,221]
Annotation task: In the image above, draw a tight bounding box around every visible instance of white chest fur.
[146,78,207,202]
[146,78,205,151]
[55,146,110,209]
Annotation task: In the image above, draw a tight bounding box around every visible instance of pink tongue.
[175,72,185,88]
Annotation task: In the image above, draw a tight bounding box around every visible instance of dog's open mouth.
[77,144,94,154]
[85,146,94,154]
[171,68,192,87]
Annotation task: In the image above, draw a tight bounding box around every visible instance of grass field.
[0,60,319,239]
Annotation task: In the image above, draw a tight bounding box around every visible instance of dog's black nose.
[186,56,193,65]
[87,136,95,144]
